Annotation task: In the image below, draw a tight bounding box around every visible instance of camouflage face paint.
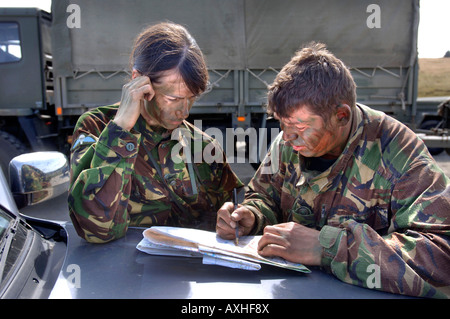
[280,107,348,158]
[145,70,196,131]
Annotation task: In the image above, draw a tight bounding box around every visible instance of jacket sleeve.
[68,119,141,243]
[319,156,450,298]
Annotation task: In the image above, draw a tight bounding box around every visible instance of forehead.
[153,69,191,93]
[276,106,321,125]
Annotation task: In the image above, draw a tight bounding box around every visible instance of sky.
[1,0,449,58]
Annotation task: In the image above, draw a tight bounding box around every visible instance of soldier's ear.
[335,104,351,126]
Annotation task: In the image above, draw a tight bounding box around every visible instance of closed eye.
[164,94,196,102]
[280,122,306,132]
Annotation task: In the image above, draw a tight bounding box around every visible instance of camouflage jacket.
[69,105,243,243]
[243,103,450,298]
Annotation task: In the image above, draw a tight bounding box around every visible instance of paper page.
[136,238,202,258]
[202,254,261,271]
[142,227,310,273]
[137,236,261,271]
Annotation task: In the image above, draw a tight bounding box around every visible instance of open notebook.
[136,226,310,273]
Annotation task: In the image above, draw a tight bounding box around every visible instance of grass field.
[418,58,450,97]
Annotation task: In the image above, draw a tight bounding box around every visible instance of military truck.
[1,0,448,176]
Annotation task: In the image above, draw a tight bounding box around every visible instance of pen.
[233,188,239,246]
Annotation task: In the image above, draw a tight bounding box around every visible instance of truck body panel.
[52,0,420,122]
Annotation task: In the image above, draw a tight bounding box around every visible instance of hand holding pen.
[233,188,239,245]
[215,188,256,241]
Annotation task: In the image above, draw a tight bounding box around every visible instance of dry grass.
[418,58,450,97]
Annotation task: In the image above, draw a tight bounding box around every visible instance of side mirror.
[9,152,70,208]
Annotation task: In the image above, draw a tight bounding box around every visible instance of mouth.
[167,120,184,128]
[290,143,307,152]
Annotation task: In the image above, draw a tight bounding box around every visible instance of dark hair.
[267,42,356,123]
[130,22,209,96]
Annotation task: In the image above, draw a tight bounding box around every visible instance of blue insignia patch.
[72,134,96,150]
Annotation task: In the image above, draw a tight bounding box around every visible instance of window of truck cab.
[0,22,22,63]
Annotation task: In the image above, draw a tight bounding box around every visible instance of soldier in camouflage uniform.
[216,43,450,298]
[69,22,242,243]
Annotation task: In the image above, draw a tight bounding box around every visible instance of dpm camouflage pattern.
[244,103,450,298]
[69,105,243,243]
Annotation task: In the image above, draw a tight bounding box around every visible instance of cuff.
[243,205,268,235]
[319,225,344,268]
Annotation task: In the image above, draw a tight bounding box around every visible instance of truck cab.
[0,8,57,176]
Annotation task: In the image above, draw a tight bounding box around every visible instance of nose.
[282,130,299,142]
[175,99,190,119]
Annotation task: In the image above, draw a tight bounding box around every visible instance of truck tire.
[0,131,28,181]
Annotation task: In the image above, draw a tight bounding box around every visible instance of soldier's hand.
[216,202,255,240]
[114,75,154,131]
[257,222,322,266]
